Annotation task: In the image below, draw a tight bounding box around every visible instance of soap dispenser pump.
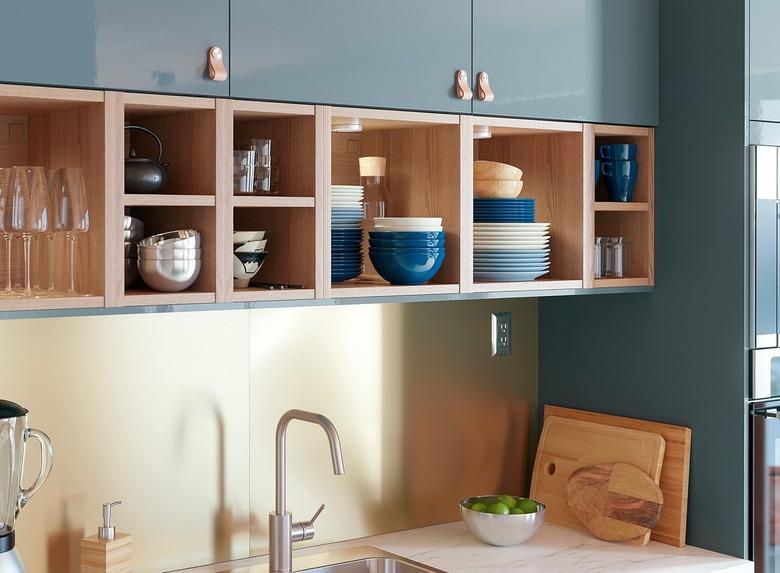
[80,501,133,573]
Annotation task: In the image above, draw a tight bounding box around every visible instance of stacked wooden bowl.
[474,161,524,198]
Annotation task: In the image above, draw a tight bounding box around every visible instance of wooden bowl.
[474,161,523,181]
[474,179,524,198]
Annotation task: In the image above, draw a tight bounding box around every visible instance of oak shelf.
[594,202,649,212]
[0,296,105,312]
[232,196,315,208]
[472,280,583,293]
[331,281,460,299]
[124,194,217,207]
[231,288,316,303]
[122,290,216,306]
[593,277,652,288]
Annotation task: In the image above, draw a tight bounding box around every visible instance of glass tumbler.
[604,237,627,278]
[233,150,256,195]
[594,237,604,278]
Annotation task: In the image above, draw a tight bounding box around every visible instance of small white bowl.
[234,240,267,253]
[233,231,266,243]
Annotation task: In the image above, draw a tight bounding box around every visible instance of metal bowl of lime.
[459,495,546,546]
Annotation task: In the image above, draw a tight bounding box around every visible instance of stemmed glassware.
[7,167,48,297]
[0,168,17,298]
[48,167,89,295]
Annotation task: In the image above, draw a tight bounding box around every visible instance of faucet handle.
[291,504,326,543]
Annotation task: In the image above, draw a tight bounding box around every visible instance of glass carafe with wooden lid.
[359,156,388,281]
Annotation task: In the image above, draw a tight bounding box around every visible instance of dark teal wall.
[539,0,748,557]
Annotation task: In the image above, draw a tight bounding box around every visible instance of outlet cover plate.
[491,312,511,357]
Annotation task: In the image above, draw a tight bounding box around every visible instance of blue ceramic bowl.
[369,238,445,248]
[369,247,445,255]
[368,231,445,240]
[369,249,446,285]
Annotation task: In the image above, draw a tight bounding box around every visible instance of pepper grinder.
[80,501,133,573]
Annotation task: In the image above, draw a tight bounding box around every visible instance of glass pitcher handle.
[18,427,54,510]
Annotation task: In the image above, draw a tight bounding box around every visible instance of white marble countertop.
[182,521,753,573]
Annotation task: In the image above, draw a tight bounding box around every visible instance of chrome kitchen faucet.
[269,409,345,573]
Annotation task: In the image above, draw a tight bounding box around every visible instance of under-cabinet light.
[473,125,492,139]
[332,118,363,133]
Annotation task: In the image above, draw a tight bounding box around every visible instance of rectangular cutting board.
[530,415,666,544]
[544,405,691,547]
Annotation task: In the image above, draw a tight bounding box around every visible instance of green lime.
[517,499,538,513]
[487,502,510,515]
[509,507,526,515]
[470,502,488,512]
[498,495,517,509]
[462,502,473,510]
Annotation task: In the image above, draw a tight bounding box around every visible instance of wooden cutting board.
[566,462,664,541]
[530,415,665,545]
[544,405,691,547]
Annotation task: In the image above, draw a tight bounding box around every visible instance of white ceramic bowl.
[233,231,266,243]
[234,240,268,253]
[459,497,545,546]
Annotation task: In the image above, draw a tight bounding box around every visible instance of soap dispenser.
[80,501,133,573]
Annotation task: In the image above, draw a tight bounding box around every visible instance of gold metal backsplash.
[5,299,537,573]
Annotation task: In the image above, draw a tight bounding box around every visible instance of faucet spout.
[274,407,345,516]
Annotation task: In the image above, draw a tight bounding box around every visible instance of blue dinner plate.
[474,218,536,223]
[475,198,535,203]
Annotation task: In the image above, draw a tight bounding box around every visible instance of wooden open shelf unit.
[468,117,587,294]
[0,85,107,310]
[326,107,465,298]
[223,100,321,303]
[586,124,655,288]
[0,84,655,313]
[115,93,221,307]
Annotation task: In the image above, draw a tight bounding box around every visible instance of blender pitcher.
[0,400,53,568]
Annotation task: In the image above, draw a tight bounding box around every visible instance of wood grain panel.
[595,211,649,280]
[476,132,584,281]
[233,207,315,290]
[233,115,316,198]
[123,206,216,299]
[544,405,691,547]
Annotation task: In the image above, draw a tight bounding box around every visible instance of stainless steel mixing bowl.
[137,247,201,260]
[137,229,201,249]
[138,258,201,292]
[459,497,546,546]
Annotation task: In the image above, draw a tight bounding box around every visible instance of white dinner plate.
[474,222,550,229]
[373,225,444,232]
[474,270,550,281]
[374,217,442,226]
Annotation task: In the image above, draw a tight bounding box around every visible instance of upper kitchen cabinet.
[229,0,472,114]
[0,0,229,97]
[751,0,780,122]
[472,0,658,126]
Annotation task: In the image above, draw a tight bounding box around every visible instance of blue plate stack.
[474,198,535,223]
[331,185,364,283]
[473,198,551,282]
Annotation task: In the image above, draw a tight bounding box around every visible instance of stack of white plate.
[473,223,551,282]
[373,217,443,232]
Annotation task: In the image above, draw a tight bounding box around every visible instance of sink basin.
[200,546,445,573]
[300,556,440,573]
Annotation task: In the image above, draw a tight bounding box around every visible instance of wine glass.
[8,167,48,297]
[0,168,17,297]
[48,168,88,295]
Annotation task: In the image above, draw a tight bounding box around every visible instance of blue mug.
[599,143,637,161]
[595,159,602,185]
[601,160,638,202]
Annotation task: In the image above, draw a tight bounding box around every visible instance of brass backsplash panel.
[2,299,537,573]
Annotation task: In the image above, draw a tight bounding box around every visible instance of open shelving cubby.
[589,124,654,288]
[326,107,464,298]
[118,93,220,306]
[0,85,106,310]
[469,117,586,294]
[226,101,319,303]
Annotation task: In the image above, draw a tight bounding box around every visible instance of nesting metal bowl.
[137,229,200,249]
[459,497,546,546]
[138,258,202,292]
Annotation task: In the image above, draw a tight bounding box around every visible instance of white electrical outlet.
[491,312,511,357]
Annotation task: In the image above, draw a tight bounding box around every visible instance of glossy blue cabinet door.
[751,0,780,121]
[230,0,471,114]
[473,0,658,126]
[0,1,229,97]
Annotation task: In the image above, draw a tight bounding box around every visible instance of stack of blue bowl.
[331,185,364,283]
[474,198,535,223]
[369,217,445,285]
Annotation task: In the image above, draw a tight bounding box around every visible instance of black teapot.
[125,125,169,194]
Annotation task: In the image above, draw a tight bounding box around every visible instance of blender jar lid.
[0,400,27,419]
